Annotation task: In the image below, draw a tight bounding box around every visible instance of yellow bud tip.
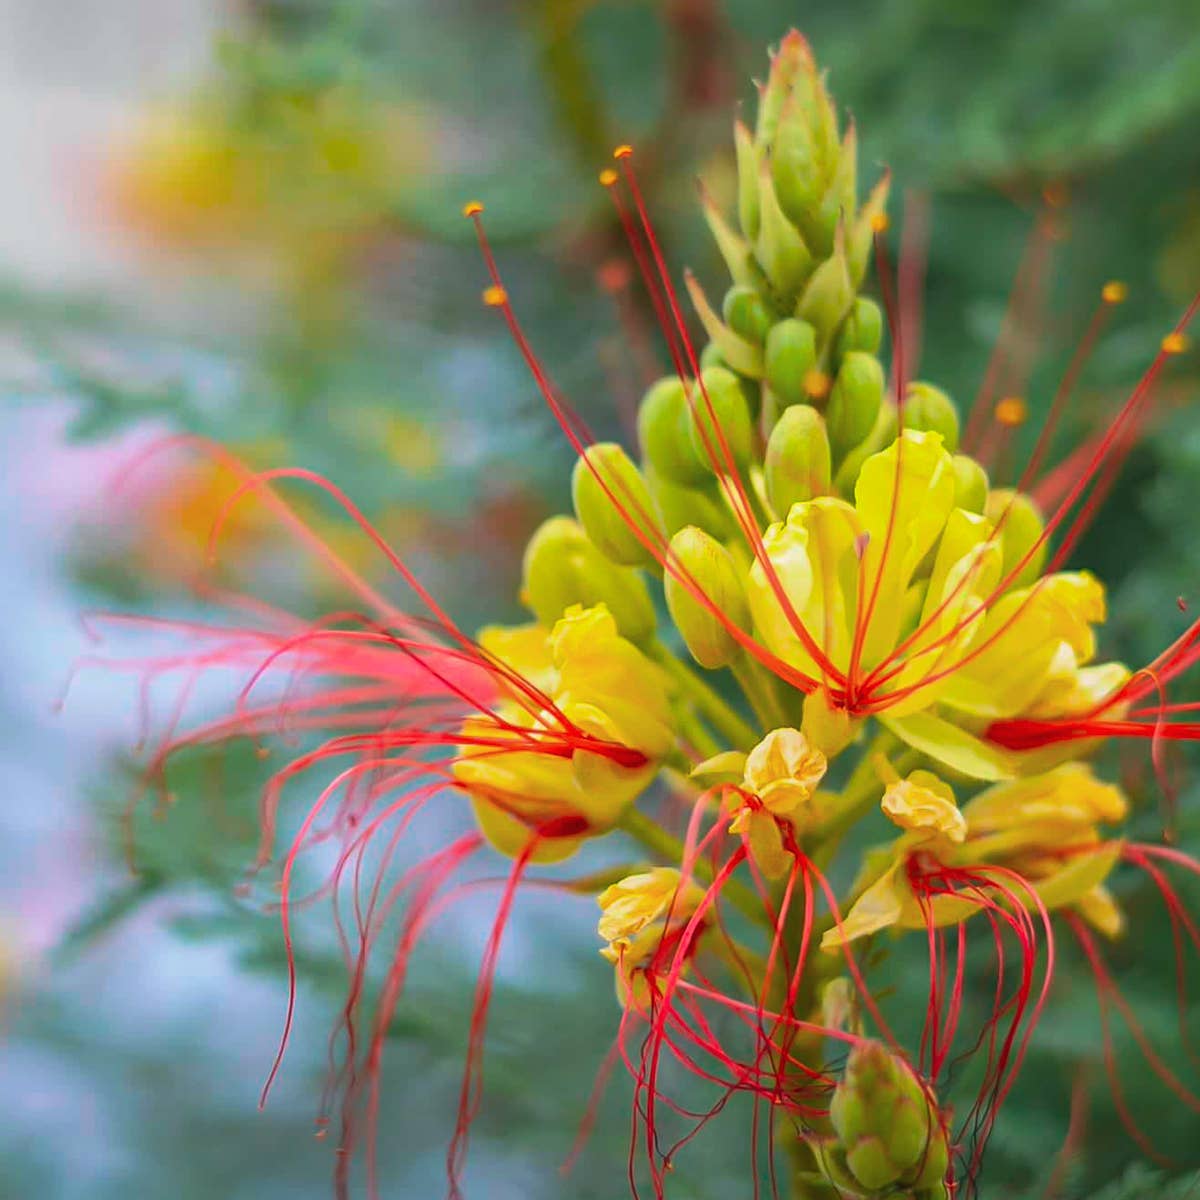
[870,212,889,234]
[803,369,831,400]
[995,396,1028,427]
[462,201,484,218]
[482,285,508,307]
[613,144,633,160]
[1101,280,1128,305]
[1162,332,1190,355]
[599,168,618,187]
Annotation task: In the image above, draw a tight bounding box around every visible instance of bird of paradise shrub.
[88,29,1200,1200]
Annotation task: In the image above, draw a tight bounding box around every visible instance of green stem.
[653,646,758,751]
[731,655,788,732]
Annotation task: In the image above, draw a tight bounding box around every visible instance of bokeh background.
[4,1,1200,1197]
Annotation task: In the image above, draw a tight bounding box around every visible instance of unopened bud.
[764,318,818,409]
[765,405,831,514]
[827,351,884,459]
[572,443,665,569]
[902,382,960,453]
[797,230,853,340]
[522,516,656,643]
[985,488,1048,589]
[772,100,824,228]
[644,463,732,541]
[688,366,755,472]
[722,285,772,345]
[638,377,709,487]
[664,526,750,669]
[734,120,760,239]
[950,454,989,514]
[828,1041,949,1194]
[686,272,765,378]
[701,183,755,289]
[756,159,812,298]
[835,297,884,359]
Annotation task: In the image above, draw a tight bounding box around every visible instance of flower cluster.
[99,28,1200,1200]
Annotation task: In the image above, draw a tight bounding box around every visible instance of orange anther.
[482,285,508,307]
[599,168,618,187]
[613,144,633,160]
[995,396,1028,427]
[803,369,831,400]
[1162,332,1190,355]
[1042,181,1069,208]
[870,212,889,234]
[462,201,484,218]
[1101,280,1128,305]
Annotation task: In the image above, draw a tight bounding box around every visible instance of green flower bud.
[522,516,656,643]
[638,377,710,487]
[755,30,809,148]
[764,318,818,409]
[756,159,812,299]
[797,229,853,340]
[835,297,884,359]
[701,183,755,289]
[828,1042,948,1195]
[903,382,960,453]
[833,401,897,494]
[688,366,755,472]
[827,351,884,460]
[645,463,732,541]
[664,526,750,669]
[985,488,1048,590]
[734,120,760,240]
[722,285,773,345]
[686,271,764,378]
[951,453,989,514]
[572,443,665,569]
[765,405,831,514]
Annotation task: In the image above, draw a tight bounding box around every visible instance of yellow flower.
[598,868,708,1007]
[728,727,828,878]
[822,764,1127,951]
[453,604,673,863]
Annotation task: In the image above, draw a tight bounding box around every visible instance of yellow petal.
[822,863,906,951]
[880,711,1017,781]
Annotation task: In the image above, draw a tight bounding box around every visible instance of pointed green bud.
[835,297,884,359]
[849,171,890,287]
[828,1041,948,1195]
[688,366,754,472]
[771,98,823,228]
[833,401,897,494]
[664,526,750,669]
[756,158,812,298]
[756,30,811,148]
[638,376,710,487]
[722,285,773,345]
[701,182,755,289]
[903,382,960,452]
[572,443,665,569]
[765,405,831,514]
[522,516,655,643]
[645,463,732,541]
[832,121,858,222]
[951,454,989,514]
[686,271,764,378]
[796,226,853,340]
[734,120,761,240]
[826,351,884,459]
[985,488,1048,589]
[764,318,818,409]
